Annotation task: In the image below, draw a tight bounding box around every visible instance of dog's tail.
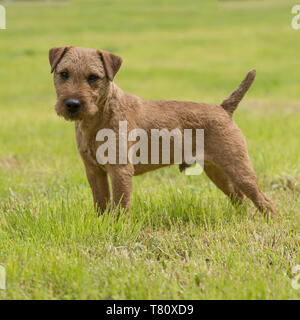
[221,69,256,115]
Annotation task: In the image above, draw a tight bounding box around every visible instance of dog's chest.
[75,127,99,167]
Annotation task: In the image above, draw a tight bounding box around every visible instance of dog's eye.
[88,74,100,84]
[60,71,69,80]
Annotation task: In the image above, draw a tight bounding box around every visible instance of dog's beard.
[55,101,98,121]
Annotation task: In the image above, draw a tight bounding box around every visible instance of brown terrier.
[49,46,275,216]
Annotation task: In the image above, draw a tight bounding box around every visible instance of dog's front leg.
[82,159,110,214]
[106,164,133,213]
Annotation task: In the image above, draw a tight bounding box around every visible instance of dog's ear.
[98,50,122,81]
[49,46,72,73]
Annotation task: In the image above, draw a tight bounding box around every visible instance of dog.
[49,46,275,216]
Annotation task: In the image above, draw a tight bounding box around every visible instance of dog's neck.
[96,80,114,108]
[76,81,123,138]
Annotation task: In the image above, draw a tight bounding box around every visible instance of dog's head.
[49,46,122,121]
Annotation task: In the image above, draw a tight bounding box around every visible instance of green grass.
[0,0,299,299]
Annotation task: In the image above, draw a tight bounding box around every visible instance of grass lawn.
[0,0,299,299]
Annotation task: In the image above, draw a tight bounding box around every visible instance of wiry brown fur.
[49,46,275,217]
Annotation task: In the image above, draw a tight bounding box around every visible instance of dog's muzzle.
[65,99,81,114]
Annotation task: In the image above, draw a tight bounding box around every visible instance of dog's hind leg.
[204,161,244,205]
[224,163,274,216]
[208,135,275,217]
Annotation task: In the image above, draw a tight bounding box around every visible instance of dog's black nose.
[65,99,81,113]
